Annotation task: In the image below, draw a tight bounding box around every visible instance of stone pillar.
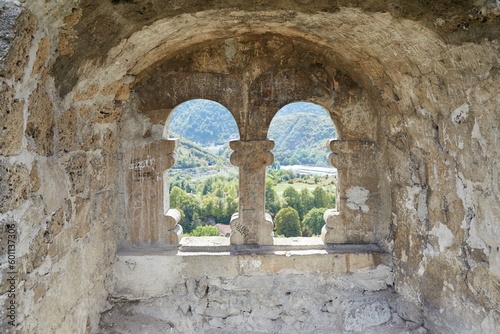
[229,139,274,245]
[321,139,378,244]
[125,139,182,247]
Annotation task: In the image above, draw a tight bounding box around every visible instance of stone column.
[229,139,274,245]
[321,139,378,244]
[125,138,182,247]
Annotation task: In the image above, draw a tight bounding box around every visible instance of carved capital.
[163,138,179,169]
[327,139,375,168]
[229,139,274,169]
[321,209,347,243]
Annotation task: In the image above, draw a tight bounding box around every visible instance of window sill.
[112,237,392,300]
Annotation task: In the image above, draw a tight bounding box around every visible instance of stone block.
[32,35,49,76]
[164,209,181,229]
[0,162,30,214]
[0,5,35,81]
[56,108,78,152]
[26,84,55,156]
[63,153,88,197]
[343,300,392,332]
[95,103,124,123]
[0,82,24,156]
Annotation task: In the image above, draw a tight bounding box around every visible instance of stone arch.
[124,30,388,246]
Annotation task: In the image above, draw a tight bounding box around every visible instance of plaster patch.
[472,118,487,156]
[489,248,500,279]
[430,222,454,252]
[418,262,426,276]
[405,186,421,213]
[346,186,370,212]
[451,103,469,124]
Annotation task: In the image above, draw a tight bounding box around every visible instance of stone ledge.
[178,236,386,253]
[111,237,392,300]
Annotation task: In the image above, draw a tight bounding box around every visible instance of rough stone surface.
[0,161,30,214]
[0,2,22,59]
[26,83,55,156]
[0,82,24,156]
[99,246,423,334]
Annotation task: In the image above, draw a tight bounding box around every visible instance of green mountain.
[268,111,335,167]
[168,99,239,145]
[171,133,229,169]
[169,100,336,167]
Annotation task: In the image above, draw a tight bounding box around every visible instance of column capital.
[163,138,179,169]
[327,139,375,168]
[229,139,274,169]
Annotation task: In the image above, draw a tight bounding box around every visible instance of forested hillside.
[171,133,229,168]
[168,99,239,145]
[268,110,335,166]
[169,100,336,167]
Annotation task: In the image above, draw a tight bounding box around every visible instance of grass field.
[273,176,336,195]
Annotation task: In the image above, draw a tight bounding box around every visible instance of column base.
[321,209,348,244]
[230,213,274,246]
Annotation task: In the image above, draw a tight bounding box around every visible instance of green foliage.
[265,179,281,216]
[282,186,301,212]
[299,188,314,218]
[268,103,336,167]
[170,186,201,232]
[267,169,296,183]
[190,225,221,236]
[169,99,239,145]
[275,207,301,237]
[313,186,334,208]
[168,168,335,237]
[302,207,327,236]
[169,100,335,167]
[169,175,239,233]
[170,134,229,169]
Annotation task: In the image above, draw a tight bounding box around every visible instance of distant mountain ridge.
[169,100,336,167]
[168,100,239,146]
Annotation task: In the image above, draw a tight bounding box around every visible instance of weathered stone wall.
[111,7,499,331]
[0,1,120,333]
[101,240,418,334]
[383,40,500,334]
[1,0,499,333]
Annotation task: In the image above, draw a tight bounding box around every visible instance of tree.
[313,186,333,208]
[191,212,202,230]
[275,207,301,237]
[190,225,221,236]
[282,186,300,211]
[170,186,200,232]
[224,195,238,220]
[299,188,314,218]
[265,179,281,216]
[302,207,327,236]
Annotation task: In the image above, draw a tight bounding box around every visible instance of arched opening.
[266,102,337,237]
[165,99,240,237]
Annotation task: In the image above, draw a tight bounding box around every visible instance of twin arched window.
[165,99,337,240]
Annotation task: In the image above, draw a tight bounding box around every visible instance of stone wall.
[0,1,119,333]
[384,40,500,334]
[101,239,418,334]
[0,0,499,333]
